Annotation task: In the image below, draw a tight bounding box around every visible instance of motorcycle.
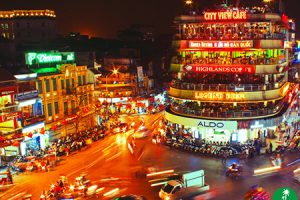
[226,165,242,180]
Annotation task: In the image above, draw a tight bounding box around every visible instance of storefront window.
[0,95,12,108]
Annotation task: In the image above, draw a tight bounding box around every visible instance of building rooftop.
[0,9,56,19]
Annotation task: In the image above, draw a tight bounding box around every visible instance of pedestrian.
[65,146,69,157]
[269,142,273,154]
[222,150,228,164]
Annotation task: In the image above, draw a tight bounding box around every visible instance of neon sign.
[25,52,75,65]
[204,10,247,21]
[184,64,255,74]
[195,91,245,101]
[189,40,253,48]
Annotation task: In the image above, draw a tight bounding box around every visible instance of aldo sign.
[165,111,238,130]
[197,119,237,130]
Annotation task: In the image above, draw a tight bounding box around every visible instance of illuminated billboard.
[189,40,253,48]
[183,64,255,74]
[204,10,247,21]
[25,52,75,65]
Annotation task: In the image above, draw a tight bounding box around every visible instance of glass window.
[54,102,59,114]
[72,78,75,88]
[47,103,52,117]
[71,100,75,113]
[64,102,68,115]
[66,79,70,94]
[45,79,50,93]
[52,78,57,91]
[78,76,82,86]
[61,79,65,89]
[38,80,43,94]
[82,75,86,85]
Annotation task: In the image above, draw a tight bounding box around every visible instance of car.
[115,194,146,200]
[134,126,150,139]
[113,123,129,134]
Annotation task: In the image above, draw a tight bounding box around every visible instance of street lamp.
[185,0,193,5]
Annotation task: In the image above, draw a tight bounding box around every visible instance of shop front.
[165,111,238,143]
[20,122,49,156]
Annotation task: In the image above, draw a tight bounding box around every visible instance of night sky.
[1,0,299,38]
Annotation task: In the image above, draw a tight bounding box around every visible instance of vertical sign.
[137,66,144,87]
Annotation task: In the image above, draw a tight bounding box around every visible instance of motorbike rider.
[229,162,239,174]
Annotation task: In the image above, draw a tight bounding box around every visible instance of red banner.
[183,64,255,74]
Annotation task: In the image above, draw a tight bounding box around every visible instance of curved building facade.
[166,6,298,143]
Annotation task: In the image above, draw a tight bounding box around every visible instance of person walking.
[222,150,228,164]
[269,142,273,154]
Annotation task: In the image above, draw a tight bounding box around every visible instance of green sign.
[25,52,75,65]
[272,187,298,200]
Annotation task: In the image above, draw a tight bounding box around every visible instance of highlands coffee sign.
[165,112,238,130]
[184,64,255,74]
[189,40,253,48]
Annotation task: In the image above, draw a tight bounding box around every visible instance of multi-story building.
[0,9,56,42]
[24,51,94,135]
[0,68,20,157]
[14,70,46,156]
[166,6,297,144]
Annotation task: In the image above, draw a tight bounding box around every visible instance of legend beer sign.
[189,40,253,48]
[184,64,255,74]
[195,91,245,101]
[204,10,247,21]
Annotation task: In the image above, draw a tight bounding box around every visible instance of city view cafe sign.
[165,111,238,130]
[203,10,247,21]
[184,64,255,74]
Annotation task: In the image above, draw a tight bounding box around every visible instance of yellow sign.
[195,91,245,101]
[279,82,290,96]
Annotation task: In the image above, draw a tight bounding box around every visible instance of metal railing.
[170,101,286,119]
[170,81,285,92]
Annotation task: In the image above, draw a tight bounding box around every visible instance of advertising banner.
[137,66,144,87]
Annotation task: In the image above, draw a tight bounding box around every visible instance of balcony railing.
[170,81,286,92]
[170,101,286,119]
[0,104,18,114]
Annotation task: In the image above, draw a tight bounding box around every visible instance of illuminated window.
[4,24,8,30]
